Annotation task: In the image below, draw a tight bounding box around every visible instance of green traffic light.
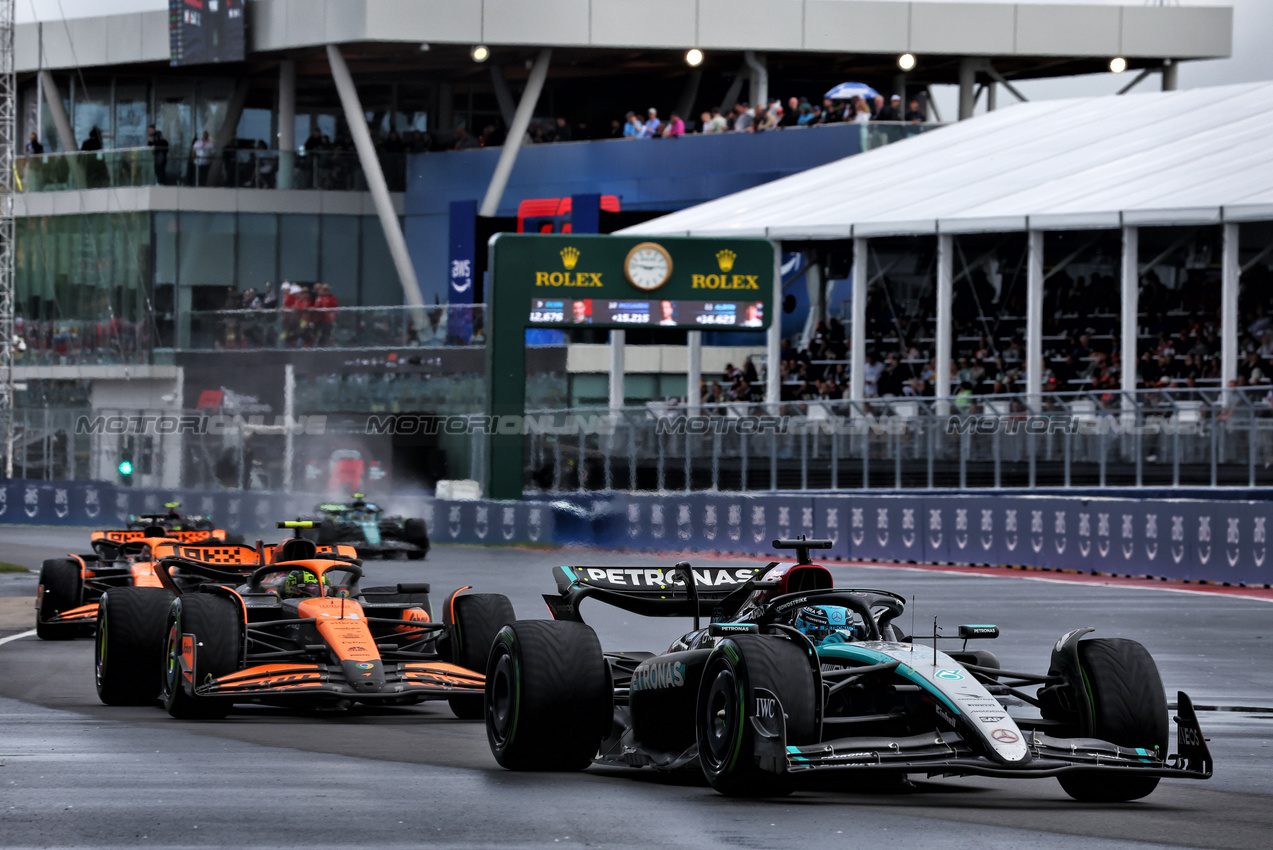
[118,460,134,475]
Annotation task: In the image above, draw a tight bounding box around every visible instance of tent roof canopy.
[623,82,1273,241]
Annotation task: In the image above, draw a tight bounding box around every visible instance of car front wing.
[191,661,483,701]
[772,691,1212,782]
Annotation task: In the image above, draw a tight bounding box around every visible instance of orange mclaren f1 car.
[35,523,232,640]
[92,522,513,720]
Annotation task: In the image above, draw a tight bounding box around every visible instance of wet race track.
[1,525,1271,849]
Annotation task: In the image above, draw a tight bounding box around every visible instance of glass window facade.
[14,213,151,322]
[15,212,401,326]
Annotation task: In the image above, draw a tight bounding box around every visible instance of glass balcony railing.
[181,305,486,350]
[15,148,410,194]
[12,317,152,366]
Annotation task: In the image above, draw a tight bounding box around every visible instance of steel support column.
[958,58,977,120]
[936,234,953,415]
[610,330,625,414]
[850,237,868,403]
[1026,230,1044,410]
[1162,60,1178,91]
[744,52,767,111]
[481,49,551,217]
[38,69,74,152]
[1121,226,1139,417]
[490,65,516,127]
[1222,223,1240,401]
[687,330,702,416]
[327,45,423,308]
[277,59,296,189]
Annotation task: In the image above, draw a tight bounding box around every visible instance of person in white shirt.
[191,131,216,186]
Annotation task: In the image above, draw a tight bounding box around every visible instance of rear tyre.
[485,620,611,769]
[404,518,430,559]
[697,634,818,797]
[1057,638,1169,803]
[446,593,516,719]
[317,519,338,545]
[161,593,242,720]
[95,587,173,705]
[36,559,86,640]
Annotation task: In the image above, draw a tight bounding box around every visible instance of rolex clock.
[624,242,673,291]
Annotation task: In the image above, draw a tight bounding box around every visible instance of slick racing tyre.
[36,558,87,640]
[697,634,818,797]
[162,593,242,720]
[445,593,516,719]
[1058,638,1169,803]
[317,518,338,545]
[485,620,611,770]
[95,587,173,705]
[403,518,429,559]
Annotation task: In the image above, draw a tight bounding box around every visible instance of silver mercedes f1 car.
[483,538,1212,800]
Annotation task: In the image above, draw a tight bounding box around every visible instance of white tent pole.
[936,234,953,415]
[1026,230,1044,412]
[765,242,781,408]
[1120,226,1139,420]
[1222,223,1240,403]
[850,237,868,403]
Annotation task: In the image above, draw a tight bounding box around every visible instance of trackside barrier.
[0,480,554,548]
[2,479,1267,586]
[552,492,1273,587]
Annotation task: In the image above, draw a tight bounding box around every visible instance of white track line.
[839,560,1273,603]
[0,629,36,646]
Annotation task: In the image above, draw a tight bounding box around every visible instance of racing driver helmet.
[282,568,328,599]
[793,605,858,645]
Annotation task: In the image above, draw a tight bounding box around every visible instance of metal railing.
[15,148,410,193]
[10,388,1273,493]
[182,304,485,350]
[522,388,1273,493]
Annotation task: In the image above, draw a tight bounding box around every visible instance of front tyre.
[445,593,516,719]
[161,593,242,720]
[697,634,818,797]
[485,620,611,770]
[95,587,173,705]
[1058,638,1169,803]
[36,558,86,640]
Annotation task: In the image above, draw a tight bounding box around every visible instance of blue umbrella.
[825,82,879,101]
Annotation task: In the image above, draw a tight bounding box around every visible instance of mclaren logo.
[629,660,685,693]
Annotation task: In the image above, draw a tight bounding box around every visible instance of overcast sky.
[18,0,1273,113]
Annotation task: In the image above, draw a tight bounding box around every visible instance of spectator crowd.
[214,281,340,349]
[700,258,1273,409]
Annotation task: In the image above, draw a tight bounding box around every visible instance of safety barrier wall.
[3,479,1267,586]
[559,491,1273,587]
[0,480,554,548]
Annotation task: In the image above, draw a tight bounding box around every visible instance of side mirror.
[958,624,999,640]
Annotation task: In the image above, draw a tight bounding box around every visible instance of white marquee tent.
[625,82,1273,406]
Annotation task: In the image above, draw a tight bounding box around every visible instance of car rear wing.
[545,563,771,622]
[92,529,223,544]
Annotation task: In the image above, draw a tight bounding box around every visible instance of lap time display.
[529,298,765,329]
